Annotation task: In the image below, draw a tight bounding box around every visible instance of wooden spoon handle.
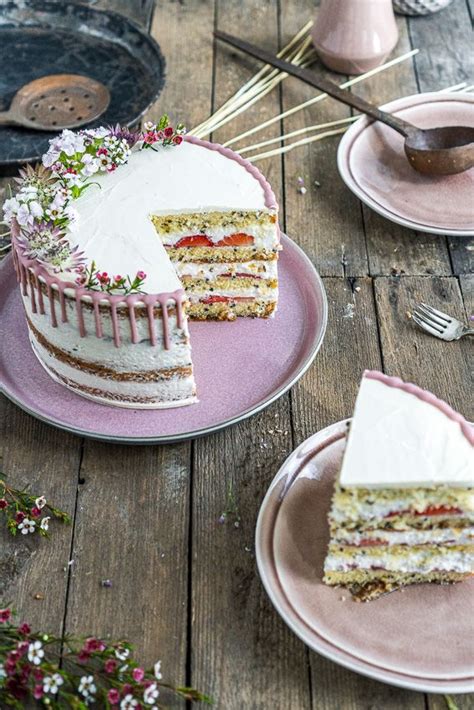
[214,31,415,138]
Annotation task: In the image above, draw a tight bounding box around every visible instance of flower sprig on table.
[0,475,70,538]
[2,116,186,281]
[0,609,211,708]
[75,261,148,295]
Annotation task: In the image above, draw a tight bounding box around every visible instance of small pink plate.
[0,234,327,444]
[337,92,474,236]
[256,420,474,693]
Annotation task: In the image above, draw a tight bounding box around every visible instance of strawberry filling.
[173,233,255,248]
[357,539,387,547]
[219,272,262,280]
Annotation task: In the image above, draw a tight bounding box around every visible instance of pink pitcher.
[312,0,399,75]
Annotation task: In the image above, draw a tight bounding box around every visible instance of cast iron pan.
[0,0,166,168]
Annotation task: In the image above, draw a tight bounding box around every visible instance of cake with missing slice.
[4,118,280,408]
[323,370,474,600]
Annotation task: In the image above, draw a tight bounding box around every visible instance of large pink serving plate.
[0,234,327,443]
[337,92,474,236]
[256,420,474,694]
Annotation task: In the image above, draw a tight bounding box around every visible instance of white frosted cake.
[323,371,474,600]
[4,119,280,408]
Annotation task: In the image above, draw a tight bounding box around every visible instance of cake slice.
[323,370,474,600]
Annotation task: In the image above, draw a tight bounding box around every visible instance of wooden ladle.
[0,74,110,132]
[215,31,474,176]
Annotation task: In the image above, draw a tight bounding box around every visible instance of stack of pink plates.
[256,420,474,693]
[337,92,474,237]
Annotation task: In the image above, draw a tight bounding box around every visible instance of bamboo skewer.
[238,116,359,154]
[222,48,419,148]
[191,20,314,138]
[246,127,348,162]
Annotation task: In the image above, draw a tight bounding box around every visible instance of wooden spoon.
[215,31,474,176]
[0,74,110,132]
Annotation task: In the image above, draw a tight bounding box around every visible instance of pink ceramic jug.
[311,0,399,75]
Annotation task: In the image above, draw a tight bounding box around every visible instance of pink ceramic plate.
[337,92,474,236]
[0,234,327,443]
[256,420,474,693]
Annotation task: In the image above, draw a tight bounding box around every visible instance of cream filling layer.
[333,528,474,547]
[330,497,473,523]
[324,549,474,574]
[174,259,278,280]
[187,288,278,302]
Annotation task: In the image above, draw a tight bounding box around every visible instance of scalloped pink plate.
[0,234,327,443]
[337,92,474,236]
[256,420,474,694]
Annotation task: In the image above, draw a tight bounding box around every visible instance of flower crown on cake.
[3,116,186,295]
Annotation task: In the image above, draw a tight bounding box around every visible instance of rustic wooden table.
[1,0,473,707]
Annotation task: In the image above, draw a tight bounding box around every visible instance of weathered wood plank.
[291,277,382,440]
[191,403,310,709]
[374,275,473,420]
[280,1,368,277]
[190,2,310,707]
[310,653,426,710]
[63,442,191,686]
[428,692,474,710]
[408,1,474,274]
[61,0,215,696]
[0,398,80,635]
[355,17,452,277]
[459,273,473,315]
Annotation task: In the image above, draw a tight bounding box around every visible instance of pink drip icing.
[110,302,121,347]
[158,296,170,349]
[47,284,57,328]
[75,293,86,337]
[58,288,67,323]
[127,295,140,344]
[28,271,37,313]
[35,273,45,315]
[364,370,474,446]
[92,294,103,338]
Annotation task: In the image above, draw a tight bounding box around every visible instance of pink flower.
[114,275,122,282]
[173,135,183,145]
[15,511,25,524]
[132,667,144,682]
[0,608,12,623]
[30,507,41,518]
[84,637,106,653]
[136,271,146,280]
[76,275,87,286]
[97,147,108,156]
[164,126,174,138]
[33,669,43,681]
[17,641,29,656]
[104,658,117,674]
[108,688,120,704]
[19,623,31,636]
[33,684,44,699]
[77,649,90,663]
[156,130,164,140]
[0,498,8,509]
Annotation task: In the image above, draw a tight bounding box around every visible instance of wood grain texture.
[63,442,191,691]
[279,0,369,278]
[374,275,473,420]
[0,399,80,634]
[190,2,310,707]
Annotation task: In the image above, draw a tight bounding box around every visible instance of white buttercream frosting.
[68,141,269,294]
[339,376,474,489]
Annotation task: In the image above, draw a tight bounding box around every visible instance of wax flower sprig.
[0,475,70,538]
[76,261,148,295]
[0,609,211,708]
[2,116,186,278]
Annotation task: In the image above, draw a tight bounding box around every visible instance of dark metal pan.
[0,0,165,168]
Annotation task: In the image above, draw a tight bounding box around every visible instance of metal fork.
[412,302,474,341]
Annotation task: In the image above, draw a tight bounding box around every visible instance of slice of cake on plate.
[4,118,280,409]
[323,370,474,600]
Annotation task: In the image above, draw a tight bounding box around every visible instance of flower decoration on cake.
[3,115,186,289]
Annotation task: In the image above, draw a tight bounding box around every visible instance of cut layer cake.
[4,119,280,408]
[323,370,474,600]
